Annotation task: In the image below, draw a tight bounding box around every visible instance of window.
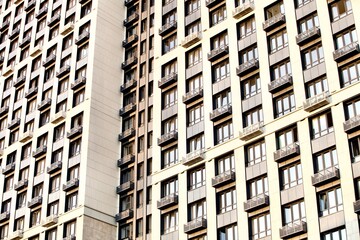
[120,224,132,239]
[188,104,204,126]
[161,178,178,197]
[271,60,292,80]
[68,165,79,181]
[210,4,227,27]
[63,34,73,50]
[269,30,288,54]
[302,44,324,69]
[330,0,352,21]
[186,20,201,35]
[162,146,178,169]
[280,162,303,190]
[67,0,76,10]
[306,77,329,98]
[216,153,235,175]
[46,228,57,240]
[17,191,27,209]
[161,211,178,234]
[163,88,177,109]
[162,117,177,134]
[1,200,10,214]
[27,99,37,114]
[295,0,312,8]
[350,136,360,162]
[217,188,237,213]
[187,74,203,94]
[337,27,357,48]
[39,110,50,127]
[188,134,204,153]
[340,61,360,87]
[239,17,256,39]
[314,148,338,173]
[298,13,319,34]
[283,201,306,226]
[318,187,343,216]
[163,34,177,54]
[30,209,41,226]
[246,140,266,166]
[66,192,78,211]
[188,166,205,190]
[9,129,19,145]
[211,31,228,50]
[240,45,258,64]
[185,0,200,15]
[4,175,14,192]
[215,121,233,144]
[14,217,24,231]
[69,138,81,157]
[0,224,8,239]
[276,126,297,149]
[250,213,271,240]
[242,75,261,99]
[218,224,238,240]
[322,228,347,240]
[274,91,295,118]
[248,176,268,198]
[77,43,88,60]
[265,1,284,20]
[213,60,230,83]
[52,148,63,163]
[120,195,133,211]
[345,97,360,120]
[48,201,59,216]
[64,220,76,238]
[81,1,92,17]
[310,111,333,139]
[49,175,61,193]
[187,47,202,68]
[244,107,263,127]
[35,158,45,176]
[73,89,85,107]
[33,184,43,198]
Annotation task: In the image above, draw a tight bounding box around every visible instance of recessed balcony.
[0,212,10,222]
[28,196,42,208]
[47,14,61,27]
[56,65,71,78]
[210,104,232,121]
[212,170,235,187]
[344,115,360,133]
[67,126,83,139]
[273,142,300,162]
[47,161,62,174]
[239,121,264,141]
[37,98,52,111]
[36,6,48,19]
[24,87,38,98]
[42,215,58,227]
[121,56,138,70]
[296,27,321,46]
[236,59,259,76]
[205,0,220,8]
[158,72,177,89]
[25,0,36,11]
[182,149,205,166]
[19,131,33,143]
[157,193,178,210]
[43,54,56,67]
[32,146,47,158]
[75,31,90,45]
[263,13,285,31]
[14,179,28,191]
[119,103,136,116]
[184,218,207,234]
[181,32,202,48]
[159,21,177,36]
[123,12,139,27]
[157,131,178,146]
[233,2,255,19]
[19,36,31,48]
[183,87,203,104]
[333,42,360,62]
[0,20,10,31]
[268,74,292,93]
[9,28,20,40]
[8,118,21,129]
[71,77,87,90]
[117,154,135,167]
[311,167,340,187]
[2,162,15,175]
[14,75,26,87]
[207,45,229,61]
[244,194,269,212]
[116,181,134,194]
[118,128,136,142]
[122,34,138,48]
[303,92,330,112]
[115,209,134,222]
[63,178,79,191]
[354,200,360,214]
[120,79,137,93]
[279,221,307,239]
[0,106,9,117]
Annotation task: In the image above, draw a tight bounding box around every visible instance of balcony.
[63,178,80,191]
[205,0,220,8]
[123,12,139,27]
[333,42,360,62]
[14,179,28,191]
[263,13,285,31]
[63,235,76,240]
[311,167,340,187]
[236,59,259,76]
[28,196,42,208]
[183,87,203,104]
[210,104,232,121]
[184,218,207,234]
[2,162,15,175]
[296,27,321,45]
[117,154,135,167]
[25,0,36,11]
[244,194,269,212]
[43,54,56,67]
[354,200,360,214]
[8,118,21,129]
[0,212,10,222]
[212,170,235,187]
[239,121,264,141]
[47,161,62,174]
[279,221,307,239]
[24,86,38,98]
[159,21,177,36]
[115,209,134,222]
[0,20,10,31]
[56,65,71,78]
[157,193,178,210]
[36,6,48,19]
[182,149,205,166]
[30,45,42,57]
[116,181,134,194]
[122,34,138,48]
[181,32,202,48]
[75,31,90,45]
[42,215,58,227]
[344,115,360,133]
[157,131,178,146]
[121,56,138,70]
[124,0,136,7]
[273,142,300,162]
[207,45,229,61]
[119,103,136,116]
[67,126,83,139]
[14,75,26,87]
[33,146,47,158]
[19,36,31,48]
[60,23,74,35]
[19,131,33,143]
[71,77,87,90]
[9,28,20,40]
[48,14,61,27]
[51,110,66,124]
[37,98,52,111]
[303,92,330,112]
[118,128,136,142]
[158,72,177,88]
[9,230,23,240]
[233,2,255,19]
[2,66,14,77]
[0,106,9,117]
[120,79,137,93]
[268,74,292,93]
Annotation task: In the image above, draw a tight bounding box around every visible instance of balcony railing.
[14,179,28,191]
[75,31,90,45]
[0,212,10,222]
[181,32,202,48]
[116,181,134,194]
[244,194,269,212]
[25,0,36,11]
[56,65,71,78]
[124,0,136,7]
[48,14,61,27]
[115,209,134,222]
[184,218,207,234]
[123,12,139,27]
[183,87,203,104]
[118,128,136,142]
[63,235,76,240]
[2,162,15,175]
[303,91,330,112]
[42,215,58,227]
[279,221,307,238]
[333,42,360,62]
[14,75,26,87]
[9,28,20,40]
[71,76,87,90]
[158,72,177,88]
[268,74,292,93]
[157,131,178,146]
[0,20,9,31]
[120,79,137,93]
[0,106,9,117]
[24,86,38,98]
[208,45,229,61]
[182,149,205,166]
[121,56,138,70]
[354,200,360,214]
[296,27,321,45]
[8,117,21,129]
[157,193,178,209]
[119,103,136,116]
[159,21,177,36]
[43,54,56,67]
[19,36,31,48]
[205,0,220,8]
[38,98,52,111]
[117,154,135,167]
[32,146,47,158]
[63,178,80,191]
[237,59,259,76]
[28,196,42,208]
[344,115,360,133]
[36,6,48,19]
[311,167,340,187]
[67,126,83,139]
[233,2,255,19]
[47,161,62,174]
[210,104,232,121]
[239,121,264,141]
[263,13,285,31]
[122,34,138,48]
[212,170,235,187]
[273,142,300,162]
